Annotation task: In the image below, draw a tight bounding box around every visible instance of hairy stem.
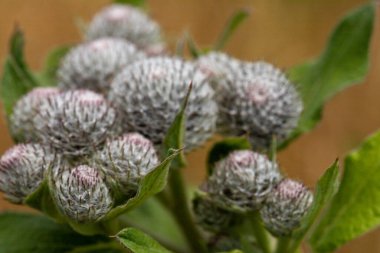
[249,211,271,253]
[167,169,207,253]
[275,237,291,253]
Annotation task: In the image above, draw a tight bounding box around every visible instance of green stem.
[167,169,208,253]
[249,212,271,253]
[275,237,291,253]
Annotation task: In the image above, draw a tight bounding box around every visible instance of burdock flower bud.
[86,4,165,54]
[195,52,242,96]
[58,38,145,94]
[51,165,113,223]
[260,179,314,236]
[94,133,159,195]
[108,57,218,150]
[0,144,55,203]
[207,150,281,210]
[34,90,117,156]
[10,87,59,142]
[193,193,241,232]
[217,62,302,149]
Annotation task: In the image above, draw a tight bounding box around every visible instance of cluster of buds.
[193,150,313,237]
[1,3,309,230]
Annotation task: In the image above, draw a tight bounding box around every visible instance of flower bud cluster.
[194,150,313,236]
[4,80,161,222]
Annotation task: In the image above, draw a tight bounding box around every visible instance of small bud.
[193,193,241,232]
[86,4,165,54]
[206,150,281,210]
[0,144,55,203]
[108,57,218,150]
[51,165,113,223]
[58,38,145,94]
[260,179,314,236]
[10,87,59,142]
[217,61,302,149]
[34,90,118,156]
[195,52,242,96]
[94,133,159,195]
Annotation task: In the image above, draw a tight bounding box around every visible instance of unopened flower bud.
[260,179,314,236]
[58,38,145,94]
[193,193,241,232]
[207,150,281,210]
[34,90,118,156]
[195,52,242,96]
[217,61,303,149]
[0,144,55,203]
[10,87,59,142]
[94,133,159,195]
[86,4,165,54]
[51,165,113,223]
[109,57,218,150]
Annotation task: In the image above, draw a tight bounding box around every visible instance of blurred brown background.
[0,0,379,252]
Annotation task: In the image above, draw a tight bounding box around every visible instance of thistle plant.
[0,1,378,253]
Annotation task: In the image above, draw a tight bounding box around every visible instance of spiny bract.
[58,37,145,94]
[94,133,159,196]
[0,144,55,203]
[34,90,118,156]
[108,57,218,150]
[10,87,59,142]
[86,4,165,55]
[260,178,314,236]
[51,164,113,223]
[206,150,282,210]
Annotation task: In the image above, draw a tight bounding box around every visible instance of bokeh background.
[0,0,379,252]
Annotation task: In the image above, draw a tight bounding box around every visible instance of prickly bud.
[51,165,113,223]
[10,87,59,142]
[195,52,242,96]
[108,57,218,150]
[260,179,314,236]
[217,61,303,149]
[34,90,118,156]
[193,193,241,232]
[207,150,281,210]
[86,4,165,54]
[58,38,145,94]
[94,133,159,195]
[0,144,55,203]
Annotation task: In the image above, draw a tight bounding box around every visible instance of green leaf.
[206,136,251,175]
[24,179,63,221]
[1,27,38,116]
[214,9,250,50]
[0,212,107,253]
[186,34,201,58]
[116,227,172,253]
[287,160,340,252]
[103,149,179,220]
[310,131,380,252]
[285,3,375,145]
[162,83,192,169]
[35,45,70,86]
[120,198,188,252]
[114,0,145,7]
